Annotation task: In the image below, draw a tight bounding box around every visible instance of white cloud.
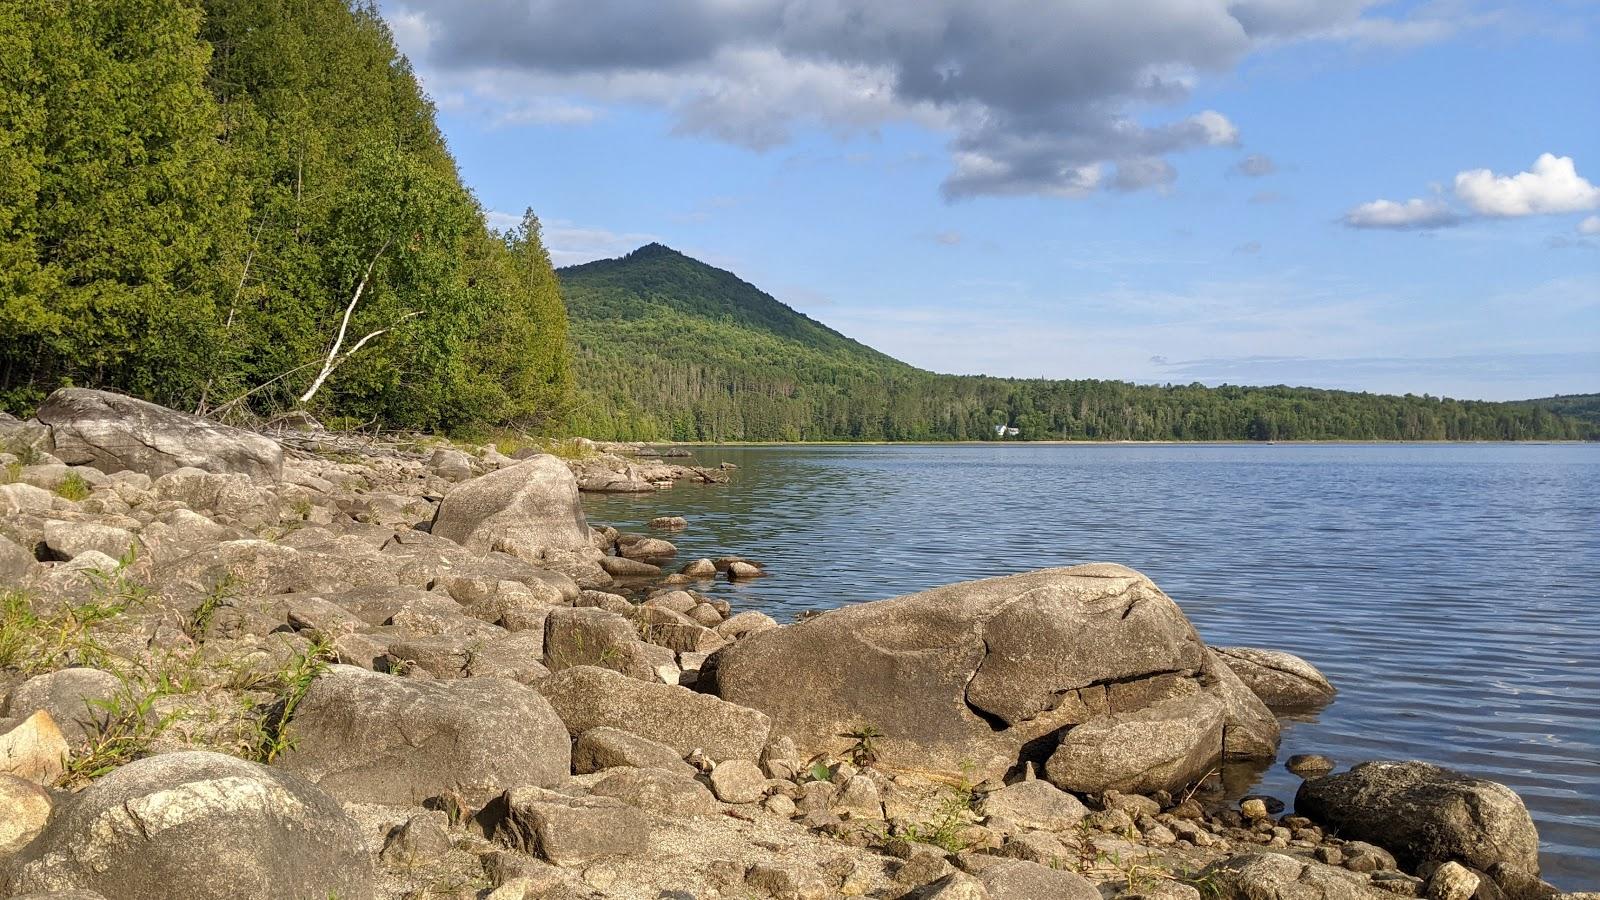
[384,0,1465,201]
[1341,198,1461,230]
[1576,215,1600,235]
[1454,154,1600,217]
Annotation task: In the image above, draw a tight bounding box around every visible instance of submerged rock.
[1295,760,1541,874]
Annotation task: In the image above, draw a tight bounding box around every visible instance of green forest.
[0,0,569,432]
[563,245,1595,443]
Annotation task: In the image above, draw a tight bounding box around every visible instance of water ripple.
[584,443,1600,888]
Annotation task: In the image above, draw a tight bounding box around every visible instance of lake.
[581,443,1600,887]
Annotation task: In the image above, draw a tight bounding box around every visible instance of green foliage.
[561,245,1597,443]
[246,636,333,763]
[0,0,570,432]
[59,678,184,788]
[0,587,130,675]
[184,575,234,642]
[1519,393,1600,426]
[54,471,91,500]
[842,723,885,767]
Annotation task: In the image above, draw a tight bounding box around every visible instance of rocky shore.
[0,389,1589,900]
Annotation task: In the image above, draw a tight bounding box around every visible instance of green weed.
[246,637,334,763]
[58,679,184,788]
[184,575,235,642]
[54,472,91,501]
[842,723,885,767]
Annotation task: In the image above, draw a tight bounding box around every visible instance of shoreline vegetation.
[0,388,1584,900]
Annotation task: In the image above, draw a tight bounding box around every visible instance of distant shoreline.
[622,439,1597,447]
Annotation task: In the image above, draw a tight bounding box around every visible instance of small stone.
[490,785,650,867]
[726,560,764,580]
[1428,862,1481,900]
[896,854,957,888]
[834,775,883,819]
[380,811,452,866]
[588,766,719,817]
[1240,798,1270,820]
[0,773,52,854]
[680,558,717,578]
[648,516,688,531]
[0,710,69,785]
[746,862,833,900]
[1287,754,1337,777]
[1243,794,1285,815]
[1314,845,1344,866]
[764,794,798,818]
[1373,870,1427,897]
[979,779,1088,831]
[709,759,767,804]
[1344,841,1399,873]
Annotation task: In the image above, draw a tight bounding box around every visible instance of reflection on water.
[583,443,1600,888]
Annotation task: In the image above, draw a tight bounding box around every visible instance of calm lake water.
[582,443,1600,887]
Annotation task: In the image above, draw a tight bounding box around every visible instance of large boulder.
[538,665,770,761]
[1295,761,1541,874]
[2,751,374,900]
[1215,646,1336,711]
[275,666,570,806]
[1045,693,1225,795]
[430,456,592,560]
[36,388,282,480]
[705,564,1250,780]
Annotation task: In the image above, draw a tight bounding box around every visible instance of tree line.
[562,246,1595,443]
[0,0,569,432]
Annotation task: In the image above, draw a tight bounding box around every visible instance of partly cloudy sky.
[381,0,1599,400]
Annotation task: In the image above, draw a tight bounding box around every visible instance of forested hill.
[561,246,1595,442]
[1,0,569,432]
[1519,394,1600,426]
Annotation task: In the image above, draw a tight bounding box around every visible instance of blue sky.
[381,1,1599,401]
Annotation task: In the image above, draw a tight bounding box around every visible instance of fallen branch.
[299,240,391,404]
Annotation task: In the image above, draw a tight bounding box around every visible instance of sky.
[379,0,1599,401]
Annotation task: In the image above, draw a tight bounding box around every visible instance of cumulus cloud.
[1232,153,1277,177]
[384,0,1446,200]
[1580,215,1600,235]
[1344,154,1599,231]
[1455,154,1600,217]
[1342,198,1461,230]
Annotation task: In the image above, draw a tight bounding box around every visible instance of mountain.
[559,245,1595,442]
